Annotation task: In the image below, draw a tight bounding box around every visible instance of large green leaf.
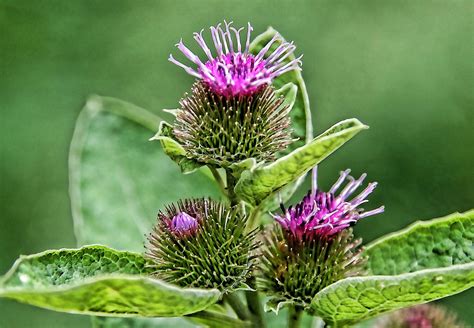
[0,246,220,317]
[365,210,474,275]
[69,95,220,252]
[309,211,474,325]
[310,262,474,326]
[234,119,368,205]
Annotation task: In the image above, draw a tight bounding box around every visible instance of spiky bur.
[259,168,384,309]
[169,21,302,97]
[374,304,466,328]
[168,21,300,166]
[259,226,365,308]
[174,81,292,166]
[145,198,259,292]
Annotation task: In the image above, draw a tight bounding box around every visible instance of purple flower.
[273,168,384,240]
[169,212,198,235]
[169,21,302,97]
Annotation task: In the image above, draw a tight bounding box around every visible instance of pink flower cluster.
[274,169,384,240]
[169,21,302,97]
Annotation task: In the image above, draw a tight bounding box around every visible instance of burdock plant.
[1,21,472,328]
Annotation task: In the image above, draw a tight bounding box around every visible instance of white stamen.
[168,55,201,78]
[312,166,318,194]
[329,169,351,194]
[217,24,229,54]
[350,182,378,205]
[231,27,244,52]
[176,39,207,70]
[193,29,213,61]
[210,26,223,57]
[224,20,234,53]
[266,42,295,64]
[245,22,253,53]
[255,33,280,61]
[359,206,385,218]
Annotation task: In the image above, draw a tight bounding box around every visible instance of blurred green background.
[1,0,473,327]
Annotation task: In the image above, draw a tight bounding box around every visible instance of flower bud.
[146,198,259,292]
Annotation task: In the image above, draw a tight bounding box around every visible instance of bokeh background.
[1,0,473,327]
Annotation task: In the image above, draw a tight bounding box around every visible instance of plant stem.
[246,207,262,232]
[224,293,251,321]
[186,310,251,327]
[245,278,266,328]
[210,166,228,196]
[288,305,302,328]
[225,169,239,206]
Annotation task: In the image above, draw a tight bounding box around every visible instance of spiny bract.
[259,226,366,309]
[174,81,292,166]
[146,198,259,292]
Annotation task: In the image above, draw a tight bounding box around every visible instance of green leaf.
[69,95,220,252]
[275,82,298,113]
[150,122,186,157]
[0,245,220,317]
[365,210,474,275]
[149,121,203,174]
[309,211,474,325]
[234,119,368,205]
[250,27,313,148]
[249,28,313,211]
[310,262,474,325]
[92,317,196,328]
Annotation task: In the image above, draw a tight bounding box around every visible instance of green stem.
[245,279,266,328]
[246,207,262,232]
[224,293,251,321]
[209,166,228,196]
[186,310,251,327]
[288,305,302,328]
[225,169,239,206]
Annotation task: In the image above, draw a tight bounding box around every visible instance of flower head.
[169,212,198,235]
[375,304,466,328]
[274,168,384,241]
[146,199,259,292]
[174,81,292,166]
[259,168,384,311]
[169,21,302,97]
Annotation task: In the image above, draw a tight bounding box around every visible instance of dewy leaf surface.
[310,211,474,325]
[69,95,219,252]
[234,119,368,205]
[365,210,474,275]
[0,246,220,317]
[310,263,474,325]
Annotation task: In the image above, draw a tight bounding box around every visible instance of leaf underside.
[0,245,220,317]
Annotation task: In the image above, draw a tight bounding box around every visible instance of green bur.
[146,198,259,292]
[259,227,365,313]
[174,82,292,167]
